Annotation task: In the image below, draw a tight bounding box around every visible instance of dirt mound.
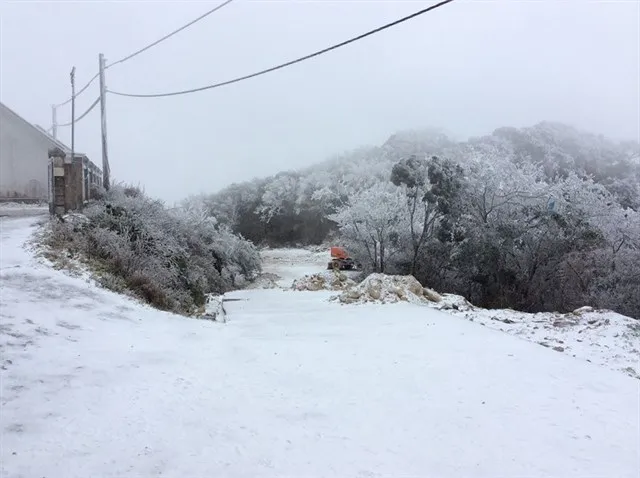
[292,271,356,291]
[335,273,442,305]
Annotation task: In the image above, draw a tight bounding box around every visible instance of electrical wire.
[107,0,236,69]
[57,96,101,127]
[53,0,236,108]
[108,0,456,99]
[56,73,100,108]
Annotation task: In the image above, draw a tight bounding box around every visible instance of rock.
[404,276,424,297]
[573,306,594,315]
[422,287,442,303]
[367,280,383,300]
[391,286,406,300]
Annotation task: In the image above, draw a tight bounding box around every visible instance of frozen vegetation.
[191,122,640,319]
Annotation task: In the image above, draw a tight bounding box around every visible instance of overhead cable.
[53,0,236,107]
[56,73,100,108]
[107,0,236,69]
[58,97,101,127]
[108,0,456,99]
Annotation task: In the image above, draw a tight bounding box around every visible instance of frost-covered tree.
[328,184,405,272]
[390,155,463,274]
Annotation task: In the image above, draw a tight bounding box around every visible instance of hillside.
[197,122,639,244]
[1,216,638,477]
[189,122,640,319]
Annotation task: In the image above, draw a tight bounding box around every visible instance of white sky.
[1,0,638,204]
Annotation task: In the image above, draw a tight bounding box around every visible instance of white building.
[0,101,102,201]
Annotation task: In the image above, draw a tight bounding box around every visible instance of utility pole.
[70,67,76,165]
[98,53,110,190]
[51,105,58,139]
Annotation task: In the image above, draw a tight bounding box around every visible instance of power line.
[58,96,100,127]
[108,0,456,99]
[53,0,236,108]
[56,73,99,108]
[107,0,236,69]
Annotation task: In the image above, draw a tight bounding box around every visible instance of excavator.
[327,246,358,271]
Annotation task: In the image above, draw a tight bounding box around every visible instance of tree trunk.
[373,242,379,272]
[410,246,419,276]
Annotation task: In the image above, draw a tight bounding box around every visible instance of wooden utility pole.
[98,53,110,190]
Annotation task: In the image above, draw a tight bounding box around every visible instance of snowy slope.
[1,218,639,477]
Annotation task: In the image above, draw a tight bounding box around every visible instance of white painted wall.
[0,103,57,199]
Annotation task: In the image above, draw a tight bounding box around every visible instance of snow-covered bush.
[48,185,261,314]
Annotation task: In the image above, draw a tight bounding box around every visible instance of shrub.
[47,185,261,315]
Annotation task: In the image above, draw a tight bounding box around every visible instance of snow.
[292,271,356,291]
[258,248,359,288]
[0,202,48,218]
[1,221,639,477]
[334,272,427,304]
[430,295,640,379]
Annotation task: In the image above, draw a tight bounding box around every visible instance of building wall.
[0,104,54,200]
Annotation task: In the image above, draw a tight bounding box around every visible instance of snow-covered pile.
[437,301,640,378]
[292,271,356,291]
[335,273,441,305]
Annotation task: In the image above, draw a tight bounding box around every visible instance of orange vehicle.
[327,246,357,271]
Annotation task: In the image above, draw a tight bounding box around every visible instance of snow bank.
[334,273,439,305]
[439,300,640,379]
[292,271,356,291]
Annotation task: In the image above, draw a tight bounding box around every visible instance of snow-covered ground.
[258,248,331,287]
[432,295,640,379]
[258,248,360,288]
[0,202,49,218]
[1,220,639,477]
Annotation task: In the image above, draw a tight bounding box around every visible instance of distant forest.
[185,122,640,318]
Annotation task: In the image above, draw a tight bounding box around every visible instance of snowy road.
[1,217,639,477]
[0,203,48,218]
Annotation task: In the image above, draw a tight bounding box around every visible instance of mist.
[1,0,638,204]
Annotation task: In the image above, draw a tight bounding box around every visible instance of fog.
[1,0,638,204]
